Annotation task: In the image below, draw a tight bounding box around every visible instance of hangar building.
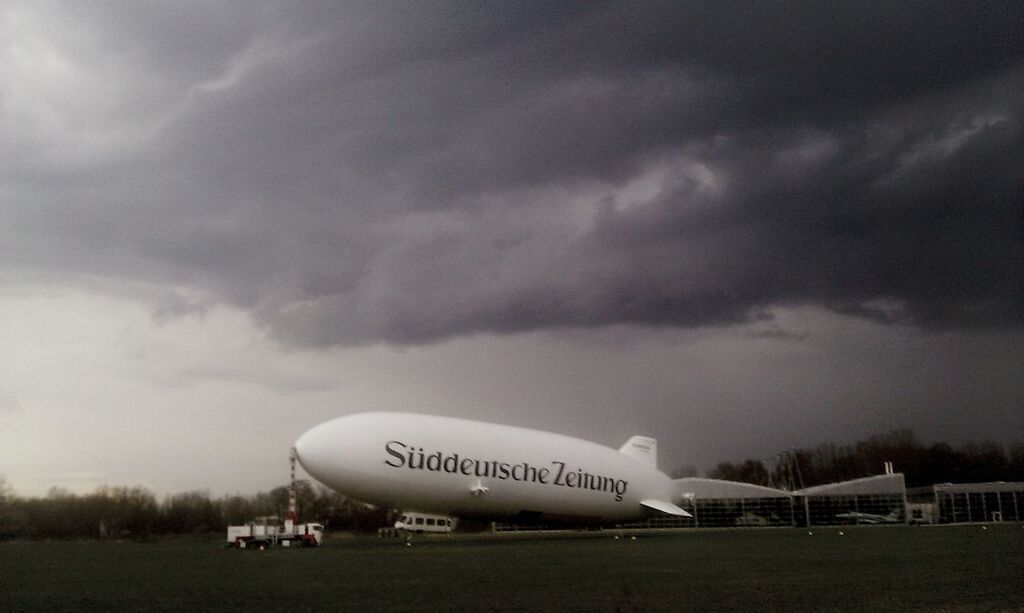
[672,478,794,528]
[648,473,909,528]
[630,474,1022,530]
[793,473,906,525]
[907,482,1024,524]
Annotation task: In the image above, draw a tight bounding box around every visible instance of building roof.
[673,473,914,500]
[909,481,1024,495]
[794,473,905,496]
[674,478,792,499]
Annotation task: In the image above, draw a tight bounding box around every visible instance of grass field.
[1,525,1022,612]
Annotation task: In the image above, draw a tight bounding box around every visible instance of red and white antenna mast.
[286,447,298,526]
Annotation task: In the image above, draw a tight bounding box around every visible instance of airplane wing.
[641,499,693,517]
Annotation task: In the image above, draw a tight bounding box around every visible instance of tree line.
[3,430,1022,540]
[701,430,1024,490]
[0,479,387,541]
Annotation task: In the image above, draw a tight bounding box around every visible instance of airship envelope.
[296,412,691,523]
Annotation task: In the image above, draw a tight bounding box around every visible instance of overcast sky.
[2,2,1022,498]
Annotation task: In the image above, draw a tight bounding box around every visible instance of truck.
[227,517,325,549]
[226,448,326,548]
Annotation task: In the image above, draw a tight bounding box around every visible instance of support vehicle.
[226,518,324,548]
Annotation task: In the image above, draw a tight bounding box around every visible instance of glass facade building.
[907,482,1024,524]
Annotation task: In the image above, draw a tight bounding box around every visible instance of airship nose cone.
[294,422,334,481]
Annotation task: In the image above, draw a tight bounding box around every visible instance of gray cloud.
[2,1,1022,346]
[0,390,20,415]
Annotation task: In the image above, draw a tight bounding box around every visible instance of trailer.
[227,518,324,549]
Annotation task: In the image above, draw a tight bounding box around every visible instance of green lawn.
[1,525,1021,612]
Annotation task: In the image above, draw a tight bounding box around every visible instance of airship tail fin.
[641,499,693,517]
[619,436,658,467]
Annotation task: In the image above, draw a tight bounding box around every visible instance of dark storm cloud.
[2,1,1022,345]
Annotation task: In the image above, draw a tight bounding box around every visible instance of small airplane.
[834,510,901,524]
[295,412,691,525]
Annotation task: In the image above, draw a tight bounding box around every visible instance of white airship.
[295,412,691,524]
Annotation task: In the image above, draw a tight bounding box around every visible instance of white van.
[394,512,456,534]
